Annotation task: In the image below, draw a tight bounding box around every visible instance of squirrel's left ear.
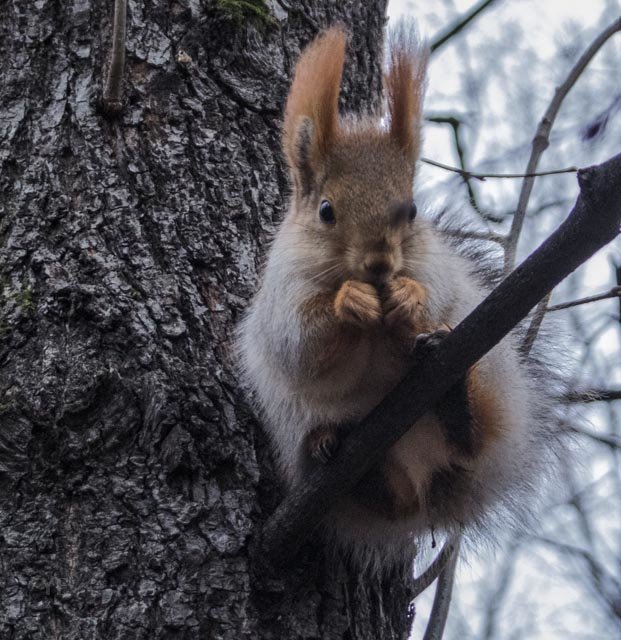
[283,28,346,195]
[384,21,428,163]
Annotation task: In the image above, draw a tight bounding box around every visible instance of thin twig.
[421,157,578,181]
[504,17,621,272]
[422,539,460,640]
[564,388,621,403]
[430,0,499,53]
[522,292,551,355]
[426,115,485,216]
[534,536,621,621]
[492,198,568,223]
[411,536,460,600]
[102,0,127,116]
[547,286,621,312]
[482,538,519,640]
[568,424,621,449]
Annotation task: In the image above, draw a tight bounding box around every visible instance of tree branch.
[102,0,127,116]
[482,538,520,640]
[564,388,621,403]
[423,539,460,640]
[430,0,499,53]
[522,292,551,356]
[258,153,621,568]
[425,115,485,216]
[568,425,621,449]
[534,536,621,621]
[411,536,460,600]
[421,157,578,181]
[504,17,621,271]
[547,286,621,312]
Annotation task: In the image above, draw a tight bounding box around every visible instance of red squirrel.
[237,23,559,568]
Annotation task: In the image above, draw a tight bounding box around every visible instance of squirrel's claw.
[308,425,340,464]
[414,327,450,348]
[411,326,451,358]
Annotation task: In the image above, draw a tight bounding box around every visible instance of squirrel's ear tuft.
[283,27,347,190]
[384,20,428,162]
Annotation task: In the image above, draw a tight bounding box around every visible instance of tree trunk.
[0,1,414,638]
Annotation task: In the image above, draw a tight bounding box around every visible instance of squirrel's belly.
[294,334,408,422]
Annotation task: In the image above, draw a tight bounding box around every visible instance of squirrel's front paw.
[383,276,427,330]
[334,280,382,328]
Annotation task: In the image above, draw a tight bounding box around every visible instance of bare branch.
[102,0,127,116]
[522,293,551,355]
[504,17,621,272]
[411,536,460,600]
[423,540,460,640]
[534,536,621,622]
[547,286,621,312]
[613,258,621,319]
[492,199,569,224]
[430,0,500,53]
[568,425,621,449]
[258,153,621,568]
[564,388,621,403]
[426,115,486,216]
[482,538,520,640]
[421,157,578,181]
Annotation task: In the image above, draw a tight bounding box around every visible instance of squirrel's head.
[281,24,428,287]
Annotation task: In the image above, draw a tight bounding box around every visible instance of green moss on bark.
[215,0,272,26]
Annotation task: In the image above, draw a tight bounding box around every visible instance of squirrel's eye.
[409,202,418,222]
[319,200,336,224]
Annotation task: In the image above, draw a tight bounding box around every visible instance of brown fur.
[383,276,429,332]
[283,28,347,169]
[334,280,382,328]
[384,24,428,158]
[384,456,421,517]
[467,364,504,451]
[299,292,357,377]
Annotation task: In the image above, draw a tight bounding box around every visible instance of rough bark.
[0,1,414,639]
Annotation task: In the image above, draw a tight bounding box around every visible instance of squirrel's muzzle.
[361,254,395,283]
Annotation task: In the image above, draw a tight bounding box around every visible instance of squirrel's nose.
[363,257,392,279]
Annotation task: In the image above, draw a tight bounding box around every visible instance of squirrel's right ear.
[384,21,428,163]
[283,28,346,195]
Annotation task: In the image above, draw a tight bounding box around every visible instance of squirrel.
[237,23,560,569]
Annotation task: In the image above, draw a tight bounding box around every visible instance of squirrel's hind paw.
[307,425,340,464]
[413,327,450,353]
